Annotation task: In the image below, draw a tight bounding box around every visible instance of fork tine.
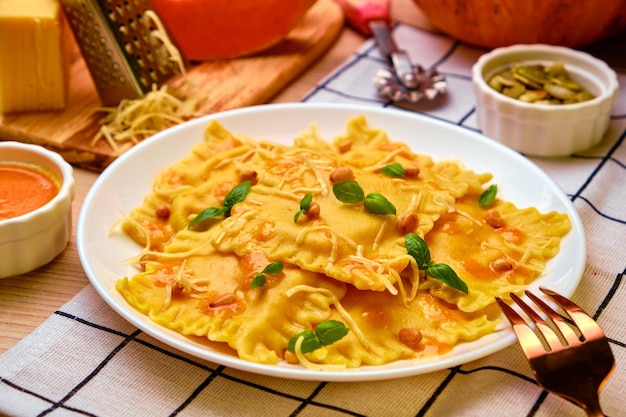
[496,297,546,358]
[524,290,582,347]
[510,292,565,352]
[540,287,607,341]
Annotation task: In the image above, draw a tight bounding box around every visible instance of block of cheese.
[0,0,70,114]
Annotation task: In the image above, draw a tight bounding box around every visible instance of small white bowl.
[472,44,619,157]
[0,142,75,278]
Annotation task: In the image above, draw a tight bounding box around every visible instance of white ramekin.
[0,142,75,278]
[472,44,619,157]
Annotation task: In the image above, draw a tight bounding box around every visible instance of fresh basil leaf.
[189,181,252,229]
[250,273,266,289]
[294,193,313,223]
[223,180,252,215]
[479,184,498,206]
[404,233,431,269]
[261,261,283,275]
[287,330,322,354]
[299,193,312,211]
[364,193,396,215]
[382,162,405,178]
[426,263,469,294]
[332,180,365,204]
[187,206,226,229]
[250,262,283,288]
[294,210,305,223]
[315,320,349,347]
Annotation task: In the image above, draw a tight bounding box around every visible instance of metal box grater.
[60,0,183,106]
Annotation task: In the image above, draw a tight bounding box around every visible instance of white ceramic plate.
[77,103,585,382]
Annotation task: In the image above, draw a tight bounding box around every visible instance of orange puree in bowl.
[0,162,60,220]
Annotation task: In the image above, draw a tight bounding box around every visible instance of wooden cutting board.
[0,0,344,172]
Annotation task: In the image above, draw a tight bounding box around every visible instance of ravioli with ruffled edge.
[115,116,571,369]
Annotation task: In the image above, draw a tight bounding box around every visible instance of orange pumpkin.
[412,0,626,49]
[151,0,317,61]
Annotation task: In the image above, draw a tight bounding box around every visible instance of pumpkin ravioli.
[115,116,571,369]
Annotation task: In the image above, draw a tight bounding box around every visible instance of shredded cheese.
[302,157,329,197]
[92,10,204,152]
[123,237,213,266]
[252,185,302,202]
[214,145,269,170]
[144,10,186,77]
[110,214,151,251]
[213,209,259,245]
[153,184,193,198]
[406,192,421,213]
[362,147,405,173]
[93,84,204,153]
[296,225,358,250]
[372,216,391,251]
[293,336,347,371]
[285,285,374,354]
[455,209,486,227]
[296,225,354,272]
[345,255,398,295]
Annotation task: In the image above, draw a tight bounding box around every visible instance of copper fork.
[496,287,615,417]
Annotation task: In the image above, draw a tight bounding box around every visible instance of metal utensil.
[60,0,184,106]
[369,20,446,103]
[496,287,615,417]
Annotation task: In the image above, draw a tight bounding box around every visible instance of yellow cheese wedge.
[0,0,70,114]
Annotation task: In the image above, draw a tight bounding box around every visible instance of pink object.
[335,0,391,36]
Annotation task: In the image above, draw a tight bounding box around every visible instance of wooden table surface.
[0,0,433,354]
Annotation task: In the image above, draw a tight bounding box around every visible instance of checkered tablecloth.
[1,23,625,417]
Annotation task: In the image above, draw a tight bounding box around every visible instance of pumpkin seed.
[518,89,548,102]
[502,82,525,98]
[488,72,516,90]
[512,72,543,90]
[513,64,547,87]
[551,76,582,91]
[487,62,595,105]
[544,82,577,100]
[576,90,595,102]
[545,62,567,76]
